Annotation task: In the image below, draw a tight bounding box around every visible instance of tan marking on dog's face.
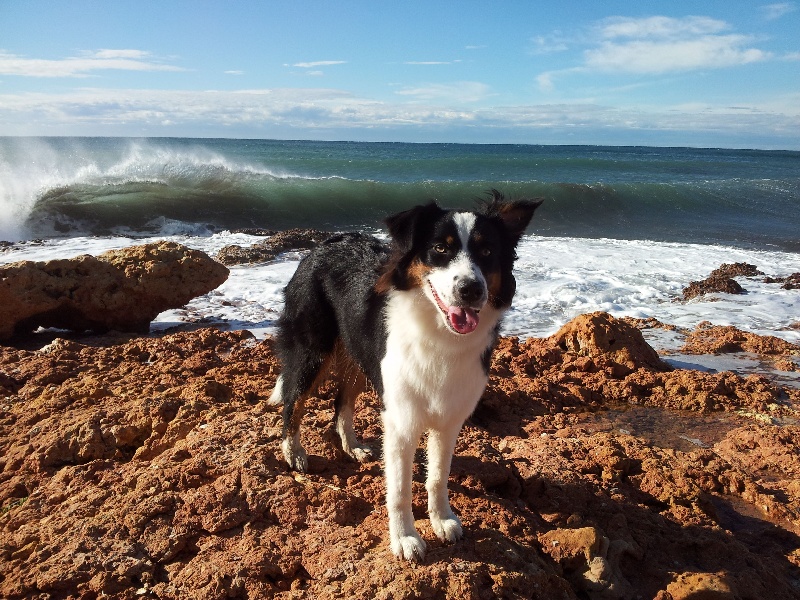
[486,270,503,305]
[405,257,433,288]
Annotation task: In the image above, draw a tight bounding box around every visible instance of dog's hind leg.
[332,343,374,463]
[278,351,333,472]
[267,375,284,406]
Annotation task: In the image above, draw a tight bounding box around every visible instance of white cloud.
[291,60,346,68]
[531,16,774,93]
[0,50,183,77]
[87,49,153,60]
[0,87,371,129]
[760,3,797,20]
[394,81,491,103]
[585,36,770,73]
[224,70,244,75]
[536,72,556,92]
[583,16,770,74]
[0,86,797,145]
[598,16,730,39]
[531,32,570,55]
[403,60,462,65]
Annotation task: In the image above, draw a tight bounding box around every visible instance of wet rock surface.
[681,263,767,301]
[0,242,229,340]
[764,272,800,290]
[1,313,800,599]
[681,262,800,301]
[709,263,764,279]
[215,229,332,266]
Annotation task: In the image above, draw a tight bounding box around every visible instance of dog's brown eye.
[433,243,448,253]
[481,247,492,257]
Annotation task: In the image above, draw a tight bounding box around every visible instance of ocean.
[1,136,799,359]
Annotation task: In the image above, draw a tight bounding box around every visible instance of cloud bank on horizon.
[0,2,798,148]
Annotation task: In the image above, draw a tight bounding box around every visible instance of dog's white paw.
[281,437,308,472]
[290,448,308,472]
[431,513,463,543]
[348,444,374,463]
[391,532,427,562]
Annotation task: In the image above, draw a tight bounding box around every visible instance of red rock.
[551,311,672,374]
[682,322,800,355]
[1,315,799,598]
[664,572,738,600]
[0,242,228,340]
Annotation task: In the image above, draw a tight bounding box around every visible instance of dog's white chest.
[380,290,499,427]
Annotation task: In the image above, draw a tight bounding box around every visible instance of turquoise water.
[1,137,798,250]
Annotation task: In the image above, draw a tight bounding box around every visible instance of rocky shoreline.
[1,244,799,598]
[1,310,799,599]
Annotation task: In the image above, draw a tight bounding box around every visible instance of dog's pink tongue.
[448,306,479,334]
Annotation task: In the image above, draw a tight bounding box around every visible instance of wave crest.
[2,138,798,251]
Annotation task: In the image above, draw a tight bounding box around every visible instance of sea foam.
[3,232,798,346]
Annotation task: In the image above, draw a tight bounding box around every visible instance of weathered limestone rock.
[539,525,642,599]
[0,241,228,339]
[681,321,800,355]
[551,311,672,374]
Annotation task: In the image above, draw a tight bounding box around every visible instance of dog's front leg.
[426,424,463,543]
[382,413,426,562]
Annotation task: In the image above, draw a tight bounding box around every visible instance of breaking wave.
[2,137,798,251]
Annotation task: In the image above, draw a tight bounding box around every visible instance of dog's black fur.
[269,190,543,561]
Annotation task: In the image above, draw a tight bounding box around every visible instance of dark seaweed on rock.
[215,228,332,266]
[764,272,800,290]
[681,263,760,301]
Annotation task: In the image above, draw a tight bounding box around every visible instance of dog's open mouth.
[429,282,480,335]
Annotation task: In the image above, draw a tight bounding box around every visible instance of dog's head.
[377,190,543,335]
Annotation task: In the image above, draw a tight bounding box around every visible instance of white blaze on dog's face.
[422,211,502,335]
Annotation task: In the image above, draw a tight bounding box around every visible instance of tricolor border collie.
[268,190,542,561]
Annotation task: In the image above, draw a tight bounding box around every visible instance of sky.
[1,1,799,148]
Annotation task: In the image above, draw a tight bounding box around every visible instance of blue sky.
[1,1,799,148]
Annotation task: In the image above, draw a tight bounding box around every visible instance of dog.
[268,190,542,561]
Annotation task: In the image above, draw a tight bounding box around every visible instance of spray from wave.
[0,137,296,240]
[0,137,84,241]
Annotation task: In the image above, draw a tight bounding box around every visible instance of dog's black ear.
[484,189,543,245]
[385,201,445,253]
[483,190,543,308]
[377,201,446,293]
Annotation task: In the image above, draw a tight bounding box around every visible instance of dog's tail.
[266,375,284,406]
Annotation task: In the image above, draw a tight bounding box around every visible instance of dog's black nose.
[457,279,484,304]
